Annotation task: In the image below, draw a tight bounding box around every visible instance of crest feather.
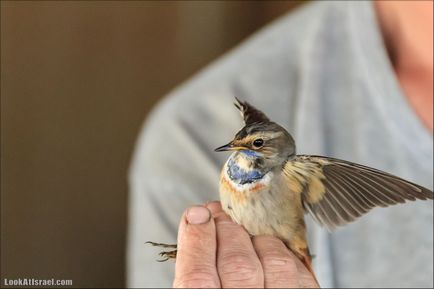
[234,97,270,125]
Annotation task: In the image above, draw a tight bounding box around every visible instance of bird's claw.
[146,241,177,262]
[156,250,177,262]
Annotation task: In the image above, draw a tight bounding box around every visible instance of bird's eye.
[252,138,264,148]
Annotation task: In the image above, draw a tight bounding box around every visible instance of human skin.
[172,2,433,288]
[375,1,433,132]
[173,201,318,288]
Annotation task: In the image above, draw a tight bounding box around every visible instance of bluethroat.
[148,98,433,285]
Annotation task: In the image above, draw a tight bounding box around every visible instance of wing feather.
[326,170,370,211]
[283,155,433,230]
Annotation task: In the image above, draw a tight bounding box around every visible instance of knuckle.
[261,253,298,275]
[260,253,300,285]
[173,270,219,288]
[218,252,263,284]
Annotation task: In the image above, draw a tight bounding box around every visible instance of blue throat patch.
[241,150,260,157]
[227,157,265,185]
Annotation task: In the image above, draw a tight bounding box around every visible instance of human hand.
[173,201,319,288]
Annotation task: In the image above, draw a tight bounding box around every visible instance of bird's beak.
[214,141,246,152]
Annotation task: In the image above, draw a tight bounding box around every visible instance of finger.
[252,235,302,288]
[253,235,319,288]
[173,206,221,288]
[215,209,264,288]
[291,252,320,288]
[205,200,223,216]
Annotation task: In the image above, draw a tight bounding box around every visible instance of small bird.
[148,98,433,286]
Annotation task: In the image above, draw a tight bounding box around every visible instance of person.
[127,1,433,288]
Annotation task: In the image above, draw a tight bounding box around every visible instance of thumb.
[173,206,221,288]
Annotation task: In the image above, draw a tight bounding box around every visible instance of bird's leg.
[146,241,177,249]
[146,241,177,262]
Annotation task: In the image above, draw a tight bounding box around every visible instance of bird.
[148,97,433,286]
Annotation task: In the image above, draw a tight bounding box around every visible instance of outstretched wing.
[234,97,269,125]
[283,155,433,230]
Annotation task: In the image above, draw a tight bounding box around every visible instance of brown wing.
[283,155,433,230]
[234,97,269,125]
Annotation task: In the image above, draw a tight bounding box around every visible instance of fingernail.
[186,206,211,225]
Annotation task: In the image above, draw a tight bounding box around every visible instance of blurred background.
[1,1,304,287]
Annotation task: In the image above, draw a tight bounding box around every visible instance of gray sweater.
[127,2,433,287]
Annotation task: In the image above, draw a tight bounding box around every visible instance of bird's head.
[215,98,296,169]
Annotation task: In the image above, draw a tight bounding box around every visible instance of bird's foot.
[146,241,177,262]
[157,249,177,262]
